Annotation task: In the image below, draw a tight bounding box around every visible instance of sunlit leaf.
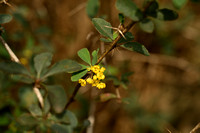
[46,85,67,114]
[100,93,117,102]
[92,18,113,40]
[92,49,99,65]
[0,14,12,24]
[100,38,112,43]
[116,0,143,21]
[86,0,100,19]
[121,42,150,56]
[34,52,53,78]
[71,69,88,82]
[78,48,91,65]
[139,18,154,33]
[0,61,31,76]
[172,0,188,9]
[43,59,82,78]
[157,8,178,21]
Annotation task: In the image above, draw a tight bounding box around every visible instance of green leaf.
[116,0,143,21]
[42,59,82,79]
[0,14,12,24]
[92,18,113,40]
[113,32,119,40]
[50,124,72,133]
[17,113,38,130]
[145,1,159,18]
[92,49,99,65]
[11,75,34,84]
[78,48,91,65]
[71,69,88,82]
[121,42,150,56]
[172,0,188,9]
[0,61,31,76]
[157,8,178,21]
[100,38,112,43]
[117,32,134,44]
[64,110,78,127]
[46,85,67,114]
[100,93,117,102]
[28,103,43,117]
[43,96,51,115]
[106,75,120,86]
[34,52,53,78]
[86,0,100,19]
[118,13,125,24]
[139,18,154,33]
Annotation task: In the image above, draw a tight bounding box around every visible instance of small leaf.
[0,61,31,76]
[172,0,188,9]
[100,93,117,102]
[86,0,100,19]
[43,96,51,115]
[65,110,78,127]
[34,52,53,78]
[92,49,99,65]
[92,18,113,40]
[78,48,91,65]
[17,113,38,130]
[121,42,150,56]
[118,13,125,24]
[43,59,82,78]
[100,38,112,43]
[71,69,88,82]
[0,14,12,24]
[117,32,134,44]
[116,0,143,21]
[50,123,72,133]
[139,18,154,33]
[157,8,178,21]
[46,85,67,114]
[11,75,34,84]
[113,32,119,40]
[145,1,159,18]
[28,103,43,117]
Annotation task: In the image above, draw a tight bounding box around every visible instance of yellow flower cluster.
[79,65,106,89]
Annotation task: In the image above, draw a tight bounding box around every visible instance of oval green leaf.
[157,8,178,21]
[0,14,12,24]
[172,0,188,9]
[86,0,100,19]
[78,48,91,65]
[139,18,154,33]
[71,69,88,82]
[92,18,113,40]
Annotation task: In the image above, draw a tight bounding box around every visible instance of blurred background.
[1,0,200,133]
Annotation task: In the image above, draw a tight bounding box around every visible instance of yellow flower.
[79,79,86,86]
[86,78,94,84]
[93,75,98,80]
[96,82,106,89]
[92,80,100,87]
[87,67,91,71]
[91,65,100,74]
[100,67,106,73]
[96,72,105,80]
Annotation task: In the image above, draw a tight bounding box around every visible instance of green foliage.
[100,37,112,43]
[43,59,82,78]
[78,48,91,65]
[86,0,100,19]
[139,18,154,33]
[34,52,53,78]
[0,14,12,24]
[157,9,178,21]
[46,85,67,114]
[50,124,71,133]
[92,48,99,65]
[100,93,117,102]
[116,0,143,21]
[117,32,134,44]
[92,18,113,40]
[172,0,188,9]
[71,69,88,81]
[118,13,125,24]
[17,113,38,130]
[121,42,150,56]
[0,61,31,76]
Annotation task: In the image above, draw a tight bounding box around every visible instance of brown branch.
[190,123,200,133]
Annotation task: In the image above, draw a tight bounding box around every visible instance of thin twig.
[0,35,44,108]
[190,123,200,133]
